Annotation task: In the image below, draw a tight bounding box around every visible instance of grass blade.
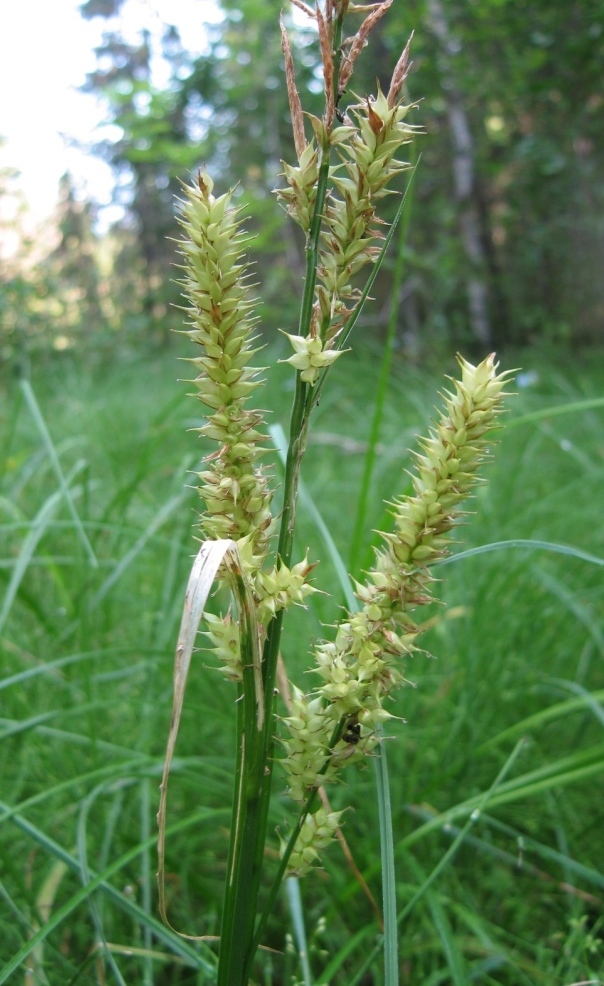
[353,741,527,979]
[508,396,604,428]
[478,688,604,751]
[426,885,468,986]
[269,423,356,611]
[286,877,313,986]
[316,926,377,985]
[437,538,604,569]
[0,802,223,981]
[89,490,186,608]
[349,156,417,575]
[0,459,87,635]
[20,378,98,568]
[375,728,398,986]
[399,743,604,852]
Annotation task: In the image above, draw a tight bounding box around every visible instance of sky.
[0,0,221,232]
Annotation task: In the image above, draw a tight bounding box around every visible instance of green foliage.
[80,22,197,340]
[382,0,604,347]
[76,0,604,351]
[0,167,112,364]
[1,348,603,981]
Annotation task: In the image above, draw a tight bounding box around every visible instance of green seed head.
[280,355,512,804]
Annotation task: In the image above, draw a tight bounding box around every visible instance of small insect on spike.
[342,714,361,745]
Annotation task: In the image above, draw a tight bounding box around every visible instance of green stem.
[216,683,245,983]
[216,581,265,986]
[217,120,333,986]
[217,13,352,979]
[298,150,330,340]
[217,161,418,986]
[253,788,321,959]
[250,719,345,957]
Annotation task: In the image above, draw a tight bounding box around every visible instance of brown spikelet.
[316,5,335,130]
[387,32,413,108]
[288,0,314,16]
[338,0,393,95]
[280,15,307,158]
[366,96,384,134]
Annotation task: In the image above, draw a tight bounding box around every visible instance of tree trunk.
[427,0,492,347]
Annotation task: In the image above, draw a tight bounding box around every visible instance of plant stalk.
[217,134,332,985]
[250,719,345,958]
[217,11,353,979]
[217,578,265,986]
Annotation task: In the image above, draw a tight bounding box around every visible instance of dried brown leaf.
[281,15,307,157]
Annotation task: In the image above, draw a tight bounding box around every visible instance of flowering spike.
[279,332,345,385]
[283,807,344,877]
[178,174,274,575]
[280,355,512,804]
[168,0,514,914]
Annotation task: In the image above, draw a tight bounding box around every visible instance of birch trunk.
[428,0,492,346]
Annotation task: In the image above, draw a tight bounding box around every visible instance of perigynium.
[160,1,513,980]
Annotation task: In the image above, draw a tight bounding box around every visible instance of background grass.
[1,341,603,985]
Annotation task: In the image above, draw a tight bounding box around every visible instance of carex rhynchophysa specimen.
[161,1,512,976]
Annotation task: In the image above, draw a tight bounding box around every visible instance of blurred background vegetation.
[1,0,603,364]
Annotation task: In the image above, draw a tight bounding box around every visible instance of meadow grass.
[1,343,603,984]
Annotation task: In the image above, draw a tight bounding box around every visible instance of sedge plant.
[157,2,513,982]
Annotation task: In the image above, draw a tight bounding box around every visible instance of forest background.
[2,0,603,361]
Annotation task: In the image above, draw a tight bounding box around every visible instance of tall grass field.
[1,343,603,984]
